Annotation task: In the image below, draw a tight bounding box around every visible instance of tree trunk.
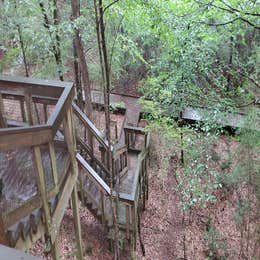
[52,0,63,81]
[14,0,29,77]
[95,1,120,259]
[39,1,63,81]
[71,0,93,119]
[73,40,84,110]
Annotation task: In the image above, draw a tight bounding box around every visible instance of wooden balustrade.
[0,76,83,259]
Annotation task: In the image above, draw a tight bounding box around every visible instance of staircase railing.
[72,103,111,180]
[76,153,112,226]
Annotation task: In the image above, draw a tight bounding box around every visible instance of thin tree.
[94,0,120,258]
[13,0,29,77]
[71,0,93,118]
[39,1,63,81]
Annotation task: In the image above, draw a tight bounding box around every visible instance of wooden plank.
[71,186,83,260]
[51,167,77,242]
[48,85,74,134]
[0,126,52,150]
[0,92,7,128]
[76,153,111,195]
[25,92,36,125]
[33,146,59,259]
[33,147,52,230]
[2,91,58,106]
[48,141,59,188]
[126,205,130,240]
[0,215,8,245]
[124,125,145,134]
[72,102,109,148]
[0,75,72,98]
[77,137,110,176]
[19,98,26,122]
[3,157,70,229]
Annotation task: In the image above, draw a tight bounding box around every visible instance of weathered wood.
[62,109,83,258]
[0,75,71,98]
[25,92,36,125]
[48,141,59,189]
[48,85,74,134]
[72,102,109,148]
[0,215,8,246]
[77,153,111,195]
[0,126,52,150]
[19,99,26,122]
[2,91,58,106]
[33,146,58,259]
[71,186,83,260]
[0,92,7,128]
[126,205,130,240]
[51,167,77,242]
[2,156,70,229]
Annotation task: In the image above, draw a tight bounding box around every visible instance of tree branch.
[202,17,239,26]
[103,0,120,13]
[220,0,260,17]
[239,17,260,29]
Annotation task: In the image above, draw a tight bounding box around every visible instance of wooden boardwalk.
[0,145,68,215]
[182,106,260,130]
[91,90,143,195]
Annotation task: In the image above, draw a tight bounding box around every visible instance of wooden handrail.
[124,125,146,134]
[0,75,71,98]
[72,102,109,149]
[76,153,111,195]
[77,137,110,177]
[47,85,74,134]
[0,76,75,149]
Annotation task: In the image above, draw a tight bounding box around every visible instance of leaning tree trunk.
[71,0,93,119]
[39,1,63,81]
[95,1,120,259]
[14,0,29,77]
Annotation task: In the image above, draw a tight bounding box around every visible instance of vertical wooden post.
[101,191,106,227]
[63,109,83,260]
[43,104,48,123]
[33,146,59,260]
[48,141,59,192]
[34,102,40,124]
[71,186,83,260]
[19,99,26,122]
[126,205,130,240]
[0,92,7,128]
[0,215,8,246]
[25,93,36,125]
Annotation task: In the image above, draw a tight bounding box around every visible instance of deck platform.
[0,145,68,215]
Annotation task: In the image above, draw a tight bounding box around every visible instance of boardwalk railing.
[0,75,83,259]
[117,129,150,245]
[76,153,112,226]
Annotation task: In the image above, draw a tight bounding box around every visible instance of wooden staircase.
[0,75,150,257]
[73,103,150,248]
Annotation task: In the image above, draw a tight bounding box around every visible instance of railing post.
[19,98,26,122]
[0,215,8,246]
[101,192,106,227]
[64,109,83,260]
[0,92,7,128]
[33,145,59,260]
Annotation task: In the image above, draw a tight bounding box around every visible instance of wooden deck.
[118,152,138,195]
[0,144,68,215]
[182,106,260,130]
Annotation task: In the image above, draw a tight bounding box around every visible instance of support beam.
[0,92,7,128]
